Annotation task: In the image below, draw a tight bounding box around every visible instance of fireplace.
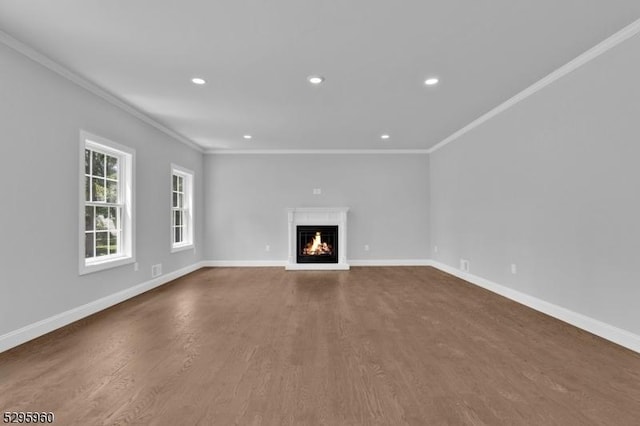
[296,225,338,264]
[286,207,349,270]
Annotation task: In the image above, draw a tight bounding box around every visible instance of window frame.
[170,164,194,253]
[79,131,135,275]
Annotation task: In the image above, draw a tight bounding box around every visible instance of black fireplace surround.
[296,225,338,264]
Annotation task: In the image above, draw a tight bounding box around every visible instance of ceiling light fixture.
[191,77,206,85]
[308,75,325,85]
[380,134,390,140]
[424,77,439,86]
[243,135,252,140]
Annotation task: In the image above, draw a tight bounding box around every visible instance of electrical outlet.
[460,259,469,272]
[364,244,370,251]
[312,188,322,195]
[511,263,517,274]
[134,262,139,272]
[434,246,438,253]
[265,244,270,252]
[151,263,162,278]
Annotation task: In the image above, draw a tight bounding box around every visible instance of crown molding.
[0,30,204,153]
[205,149,430,155]
[427,17,640,154]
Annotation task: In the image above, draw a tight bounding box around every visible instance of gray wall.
[430,34,640,335]
[204,154,430,262]
[0,43,203,336]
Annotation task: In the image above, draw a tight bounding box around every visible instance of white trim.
[201,259,431,267]
[170,164,195,253]
[79,131,136,275]
[205,149,430,155]
[202,260,288,267]
[0,262,206,354]
[427,17,640,154]
[286,207,350,270]
[349,259,431,266]
[5,260,637,355]
[0,30,203,153]
[286,263,350,271]
[428,260,640,354]
[171,244,195,253]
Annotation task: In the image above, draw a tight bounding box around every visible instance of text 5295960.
[3,412,54,423]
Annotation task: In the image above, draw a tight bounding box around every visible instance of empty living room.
[2,2,640,425]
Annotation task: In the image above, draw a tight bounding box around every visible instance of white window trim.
[79,130,136,275]
[170,164,194,253]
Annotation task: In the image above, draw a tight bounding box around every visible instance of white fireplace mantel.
[286,207,349,270]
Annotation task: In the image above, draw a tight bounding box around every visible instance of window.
[79,131,134,274]
[171,165,194,252]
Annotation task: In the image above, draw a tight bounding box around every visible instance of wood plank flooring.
[1,267,639,425]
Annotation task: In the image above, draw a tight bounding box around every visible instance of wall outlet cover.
[151,264,162,278]
[460,259,470,272]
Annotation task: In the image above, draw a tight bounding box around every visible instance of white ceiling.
[1,1,640,152]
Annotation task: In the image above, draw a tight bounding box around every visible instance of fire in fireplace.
[296,225,338,264]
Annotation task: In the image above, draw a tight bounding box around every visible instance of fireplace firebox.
[296,225,338,264]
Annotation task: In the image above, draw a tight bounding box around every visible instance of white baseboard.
[428,260,640,354]
[6,260,637,355]
[201,260,287,267]
[349,259,431,267]
[203,259,431,267]
[0,261,206,354]
[285,263,350,270]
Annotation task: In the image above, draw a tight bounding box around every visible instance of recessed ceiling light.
[424,77,439,86]
[191,77,206,85]
[308,75,325,85]
[243,135,252,140]
[380,134,390,140]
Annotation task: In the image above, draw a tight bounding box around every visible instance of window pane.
[85,149,91,175]
[106,180,118,203]
[174,210,182,226]
[85,233,94,258]
[92,152,105,177]
[177,193,183,208]
[85,206,94,231]
[85,176,91,202]
[174,226,182,244]
[173,175,178,191]
[92,178,105,202]
[96,232,108,257]
[96,207,108,230]
[109,207,119,230]
[172,192,178,208]
[109,232,118,255]
[106,156,118,180]
[177,176,183,192]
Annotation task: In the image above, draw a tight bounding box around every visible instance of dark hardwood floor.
[1,267,639,425]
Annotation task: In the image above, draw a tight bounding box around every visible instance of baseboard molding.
[203,259,431,267]
[0,261,206,354]
[349,259,432,267]
[428,260,640,354]
[201,260,288,267]
[6,260,637,355]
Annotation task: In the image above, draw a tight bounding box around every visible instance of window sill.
[80,255,134,275]
[171,243,194,254]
